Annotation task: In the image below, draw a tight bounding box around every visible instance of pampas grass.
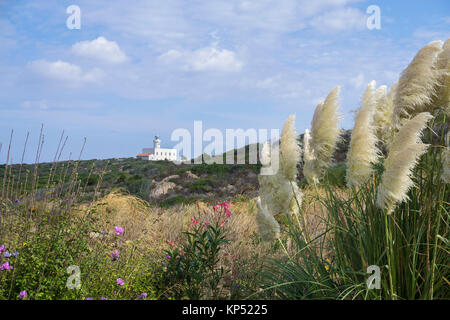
[308,87,342,183]
[433,38,450,114]
[393,41,443,126]
[302,129,318,184]
[280,114,301,181]
[257,114,302,240]
[376,112,433,214]
[346,81,380,188]
[256,197,280,241]
[442,132,450,183]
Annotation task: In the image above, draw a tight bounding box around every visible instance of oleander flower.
[393,41,444,126]
[346,81,380,188]
[376,112,433,214]
[308,86,342,182]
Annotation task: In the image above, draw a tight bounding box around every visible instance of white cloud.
[159,47,243,72]
[72,37,127,63]
[349,72,365,89]
[29,60,104,86]
[21,100,49,110]
[310,7,366,33]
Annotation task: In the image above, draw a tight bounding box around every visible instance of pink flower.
[114,226,124,235]
[19,290,27,299]
[213,205,220,211]
[140,292,147,298]
[0,245,5,254]
[220,220,226,227]
[190,217,198,225]
[0,261,13,270]
[116,278,124,286]
[225,208,231,218]
[111,250,120,261]
[202,221,209,228]
[219,201,231,209]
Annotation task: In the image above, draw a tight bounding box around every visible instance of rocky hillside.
[0,130,352,206]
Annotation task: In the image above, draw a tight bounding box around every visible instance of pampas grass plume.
[309,86,342,181]
[376,112,433,214]
[346,81,380,188]
[393,41,443,125]
[256,197,281,241]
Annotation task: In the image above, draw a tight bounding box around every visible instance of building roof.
[136,153,150,157]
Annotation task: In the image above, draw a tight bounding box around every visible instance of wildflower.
[19,290,27,299]
[101,297,108,300]
[201,221,209,228]
[116,278,124,286]
[0,245,5,254]
[219,220,226,227]
[114,226,124,236]
[85,297,93,300]
[1,261,13,270]
[376,112,433,214]
[167,240,175,247]
[225,208,231,218]
[213,205,220,211]
[12,251,19,257]
[3,251,11,258]
[22,242,27,247]
[346,81,380,188]
[111,250,119,261]
[393,40,444,126]
[166,255,171,259]
[140,292,147,298]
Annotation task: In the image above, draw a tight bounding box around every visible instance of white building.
[136,136,177,161]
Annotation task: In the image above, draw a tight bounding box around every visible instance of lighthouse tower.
[153,135,161,149]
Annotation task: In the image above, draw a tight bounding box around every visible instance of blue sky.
[0,0,449,163]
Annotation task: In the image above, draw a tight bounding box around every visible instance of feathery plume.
[346,81,380,188]
[257,115,302,239]
[376,112,433,214]
[393,41,443,126]
[442,132,450,184]
[256,197,280,241]
[433,38,450,113]
[280,114,301,181]
[303,129,317,184]
[308,86,342,182]
[257,115,303,240]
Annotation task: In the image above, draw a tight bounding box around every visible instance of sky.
[0,0,449,163]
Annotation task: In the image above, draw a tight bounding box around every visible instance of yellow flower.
[23,242,27,247]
